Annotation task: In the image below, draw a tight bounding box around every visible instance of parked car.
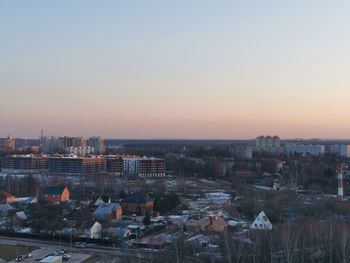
[73,242,86,248]
[63,254,71,261]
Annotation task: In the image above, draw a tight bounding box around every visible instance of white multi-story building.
[123,157,139,174]
[122,156,166,177]
[88,136,105,155]
[73,137,86,147]
[42,136,85,154]
[330,144,350,158]
[42,137,62,154]
[65,146,95,156]
[285,143,325,156]
[256,135,280,152]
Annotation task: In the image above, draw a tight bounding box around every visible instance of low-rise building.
[39,256,62,263]
[250,211,272,230]
[43,186,70,204]
[93,203,122,221]
[121,192,154,216]
[0,189,16,204]
[94,196,111,206]
[89,221,102,239]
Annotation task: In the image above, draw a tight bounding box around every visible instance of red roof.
[0,189,14,198]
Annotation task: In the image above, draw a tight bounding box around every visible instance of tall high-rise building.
[59,136,75,148]
[73,137,86,147]
[42,136,88,154]
[88,136,105,155]
[256,135,280,153]
[42,137,62,154]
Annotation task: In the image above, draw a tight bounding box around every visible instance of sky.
[1,1,350,139]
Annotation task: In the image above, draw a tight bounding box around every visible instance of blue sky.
[1,1,350,139]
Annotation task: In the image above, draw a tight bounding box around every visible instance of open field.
[0,244,34,261]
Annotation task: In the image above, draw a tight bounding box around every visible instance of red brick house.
[121,192,154,216]
[43,186,70,204]
[0,189,16,204]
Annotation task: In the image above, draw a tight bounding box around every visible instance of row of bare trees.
[218,221,350,263]
[154,220,350,263]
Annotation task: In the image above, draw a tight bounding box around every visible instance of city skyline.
[2,1,350,139]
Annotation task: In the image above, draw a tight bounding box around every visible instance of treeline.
[153,193,180,214]
[169,220,350,263]
[1,174,40,197]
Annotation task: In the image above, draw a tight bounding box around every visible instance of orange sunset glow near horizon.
[1,1,350,139]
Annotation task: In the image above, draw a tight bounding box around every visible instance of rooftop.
[43,186,66,195]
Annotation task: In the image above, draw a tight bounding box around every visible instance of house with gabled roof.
[93,203,122,221]
[94,195,111,206]
[250,211,272,230]
[80,221,102,239]
[0,203,14,216]
[43,186,70,204]
[0,189,16,204]
[121,192,154,216]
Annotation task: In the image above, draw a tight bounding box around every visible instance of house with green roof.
[43,186,70,204]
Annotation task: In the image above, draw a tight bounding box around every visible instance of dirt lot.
[0,244,34,261]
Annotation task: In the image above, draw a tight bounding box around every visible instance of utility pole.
[337,164,347,201]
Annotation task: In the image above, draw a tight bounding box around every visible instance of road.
[0,236,202,263]
[0,236,154,261]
